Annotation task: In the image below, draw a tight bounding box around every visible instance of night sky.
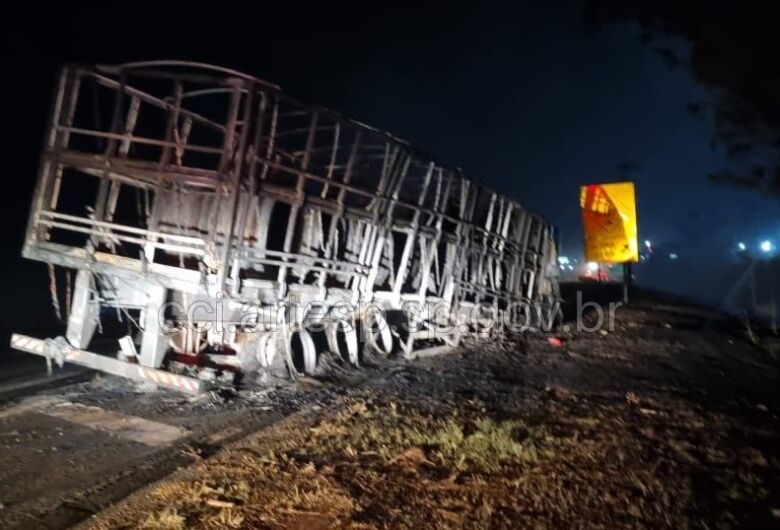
[1,2,778,337]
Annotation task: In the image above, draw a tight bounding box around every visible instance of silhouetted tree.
[590,0,780,196]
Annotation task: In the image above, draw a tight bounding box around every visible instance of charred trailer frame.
[11,62,560,393]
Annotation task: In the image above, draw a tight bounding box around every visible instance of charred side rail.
[15,61,559,391]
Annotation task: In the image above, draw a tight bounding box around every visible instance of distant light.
[567,265,574,271]
[737,242,747,252]
[760,240,773,253]
[644,240,652,248]
[557,256,570,265]
[586,261,599,273]
[669,253,678,260]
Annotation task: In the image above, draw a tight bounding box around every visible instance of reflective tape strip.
[10,335,46,354]
[136,366,201,393]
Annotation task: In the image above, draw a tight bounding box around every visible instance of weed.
[141,508,185,530]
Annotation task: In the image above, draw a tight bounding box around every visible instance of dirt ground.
[72,292,780,529]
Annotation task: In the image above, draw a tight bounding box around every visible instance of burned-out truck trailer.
[11,61,559,393]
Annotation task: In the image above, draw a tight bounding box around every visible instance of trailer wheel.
[290,329,317,375]
[364,311,393,355]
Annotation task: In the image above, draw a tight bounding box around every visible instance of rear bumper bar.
[10,334,205,395]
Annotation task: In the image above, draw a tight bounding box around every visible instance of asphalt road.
[0,349,89,403]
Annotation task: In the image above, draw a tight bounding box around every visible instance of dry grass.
[86,392,775,529]
[140,508,186,530]
[306,401,549,472]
